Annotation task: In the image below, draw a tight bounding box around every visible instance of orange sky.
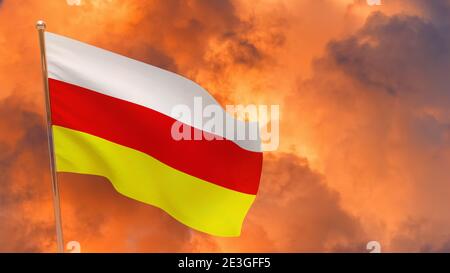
[1,0,450,252]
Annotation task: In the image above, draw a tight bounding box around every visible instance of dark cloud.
[410,0,450,26]
[225,36,263,66]
[286,0,450,252]
[388,216,450,252]
[0,95,54,252]
[326,11,450,97]
[249,153,366,252]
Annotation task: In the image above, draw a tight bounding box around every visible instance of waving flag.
[45,32,263,236]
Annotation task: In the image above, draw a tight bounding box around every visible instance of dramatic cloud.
[0,0,449,252]
[287,0,450,251]
[237,153,366,252]
[0,95,55,252]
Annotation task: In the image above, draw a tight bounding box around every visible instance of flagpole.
[36,20,65,253]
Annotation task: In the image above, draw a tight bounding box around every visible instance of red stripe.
[49,79,262,195]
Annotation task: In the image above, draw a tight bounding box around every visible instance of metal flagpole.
[36,20,65,253]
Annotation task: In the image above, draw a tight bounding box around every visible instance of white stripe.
[45,32,261,152]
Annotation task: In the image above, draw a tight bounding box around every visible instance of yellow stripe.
[53,125,255,236]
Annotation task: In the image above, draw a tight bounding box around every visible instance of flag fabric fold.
[45,32,263,236]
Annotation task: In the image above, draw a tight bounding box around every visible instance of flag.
[45,32,263,236]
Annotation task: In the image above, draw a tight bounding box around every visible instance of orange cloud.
[0,0,449,252]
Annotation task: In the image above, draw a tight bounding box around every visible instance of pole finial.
[36,20,46,30]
